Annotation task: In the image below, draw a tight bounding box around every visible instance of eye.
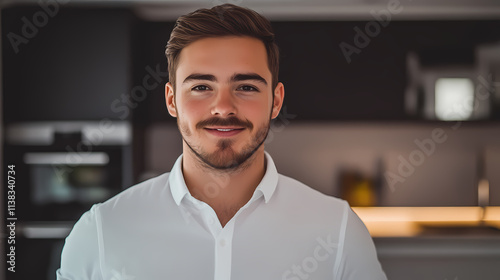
[237,85,259,92]
[192,85,211,91]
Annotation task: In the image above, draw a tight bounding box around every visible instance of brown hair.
[165,3,280,93]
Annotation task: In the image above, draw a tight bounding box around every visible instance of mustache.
[196,116,253,130]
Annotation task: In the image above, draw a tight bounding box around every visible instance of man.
[57,3,387,280]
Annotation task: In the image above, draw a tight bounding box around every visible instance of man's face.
[165,36,284,170]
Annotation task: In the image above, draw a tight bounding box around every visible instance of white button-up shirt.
[56,152,387,280]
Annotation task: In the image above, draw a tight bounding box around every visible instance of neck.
[181,144,266,226]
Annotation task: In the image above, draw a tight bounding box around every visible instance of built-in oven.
[3,121,132,280]
[4,121,132,221]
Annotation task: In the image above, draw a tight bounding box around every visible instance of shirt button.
[219,239,226,247]
[208,217,215,225]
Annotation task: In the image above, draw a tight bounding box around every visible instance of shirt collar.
[168,151,278,206]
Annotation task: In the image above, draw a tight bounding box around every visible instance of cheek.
[177,99,206,123]
[242,99,271,122]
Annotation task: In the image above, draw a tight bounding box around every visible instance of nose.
[210,87,236,117]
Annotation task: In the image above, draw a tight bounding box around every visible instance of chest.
[212,204,241,227]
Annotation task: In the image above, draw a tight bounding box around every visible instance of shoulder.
[111,172,170,201]
[276,173,348,208]
[58,174,172,279]
[95,172,172,218]
[107,172,170,203]
[272,174,349,219]
[274,176,386,279]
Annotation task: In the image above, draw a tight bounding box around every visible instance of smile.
[204,127,245,137]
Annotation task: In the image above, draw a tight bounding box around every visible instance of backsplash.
[144,122,500,206]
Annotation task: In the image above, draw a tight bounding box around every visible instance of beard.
[178,115,270,171]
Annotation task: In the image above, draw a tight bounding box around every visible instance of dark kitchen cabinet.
[130,20,173,125]
[274,20,500,121]
[2,6,134,122]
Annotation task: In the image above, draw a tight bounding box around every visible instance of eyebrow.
[182,73,268,86]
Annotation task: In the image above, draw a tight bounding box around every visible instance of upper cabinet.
[2,7,134,122]
[274,20,500,121]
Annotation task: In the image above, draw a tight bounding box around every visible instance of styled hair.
[165,3,280,92]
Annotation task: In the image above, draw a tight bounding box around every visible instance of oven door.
[6,146,125,221]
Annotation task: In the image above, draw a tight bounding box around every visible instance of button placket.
[214,219,235,280]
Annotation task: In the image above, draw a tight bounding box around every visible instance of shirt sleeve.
[56,204,103,280]
[336,205,387,280]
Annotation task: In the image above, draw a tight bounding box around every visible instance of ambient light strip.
[352,207,500,237]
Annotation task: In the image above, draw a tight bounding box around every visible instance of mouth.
[204,127,245,137]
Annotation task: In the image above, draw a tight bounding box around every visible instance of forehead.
[176,36,270,83]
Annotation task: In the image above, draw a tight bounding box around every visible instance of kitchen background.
[1,0,500,279]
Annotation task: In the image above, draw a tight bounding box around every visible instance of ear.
[165,82,177,118]
[271,82,285,119]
